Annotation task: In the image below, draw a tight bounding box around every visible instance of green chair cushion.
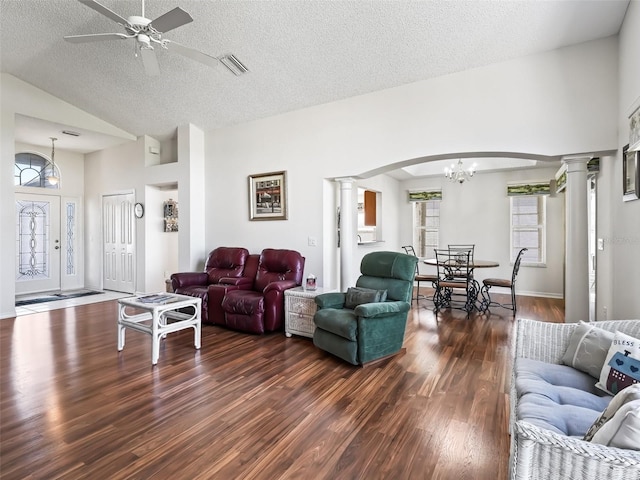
[314,308,358,341]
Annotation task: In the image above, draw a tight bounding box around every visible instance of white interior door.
[15,194,61,294]
[103,193,135,293]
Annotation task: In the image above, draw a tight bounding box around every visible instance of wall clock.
[134,203,144,218]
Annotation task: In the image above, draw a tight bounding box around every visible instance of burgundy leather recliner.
[221,248,305,334]
[170,247,256,324]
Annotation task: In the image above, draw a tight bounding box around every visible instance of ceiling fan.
[64,0,248,76]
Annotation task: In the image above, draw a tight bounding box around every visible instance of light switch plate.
[597,238,604,251]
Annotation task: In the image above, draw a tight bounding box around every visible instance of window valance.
[408,190,442,201]
[506,181,551,196]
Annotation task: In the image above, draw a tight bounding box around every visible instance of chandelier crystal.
[444,159,476,184]
[47,137,59,186]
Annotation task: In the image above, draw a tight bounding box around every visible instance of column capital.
[562,155,591,173]
[562,155,591,164]
[335,177,357,185]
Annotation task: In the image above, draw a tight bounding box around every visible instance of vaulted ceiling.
[1,0,631,169]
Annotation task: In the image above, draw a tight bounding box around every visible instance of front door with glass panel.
[15,194,61,294]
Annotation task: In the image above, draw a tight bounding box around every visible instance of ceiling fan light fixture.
[219,54,248,76]
[65,0,242,77]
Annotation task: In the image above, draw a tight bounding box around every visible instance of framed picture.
[623,144,639,202]
[249,170,288,220]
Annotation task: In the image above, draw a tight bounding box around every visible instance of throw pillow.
[584,384,640,443]
[596,330,640,396]
[562,321,614,379]
[344,287,388,310]
[591,400,640,450]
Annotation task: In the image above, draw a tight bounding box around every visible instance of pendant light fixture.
[444,159,476,184]
[47,137,59,186]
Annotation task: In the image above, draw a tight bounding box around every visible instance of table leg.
[117,304,126,351]
[194,307,201,350]
[151,310,160,366]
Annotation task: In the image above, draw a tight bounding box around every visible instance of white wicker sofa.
[510,318,640,480]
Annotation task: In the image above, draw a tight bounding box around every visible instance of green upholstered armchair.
[313,251,418,366]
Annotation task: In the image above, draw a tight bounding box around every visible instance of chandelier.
[47,137,59,186]
[444,159,476,184]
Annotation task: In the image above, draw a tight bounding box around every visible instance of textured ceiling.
[1,0,631,153]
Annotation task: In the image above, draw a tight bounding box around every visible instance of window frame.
[510,195,546,267]
[14,151,59,189]
[412,199,440,259]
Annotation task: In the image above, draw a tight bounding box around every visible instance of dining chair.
[448,244,475,262]
[448,244,475,278]
[479,247,528,316]
[433,248,476,315]
[401,246,438,304]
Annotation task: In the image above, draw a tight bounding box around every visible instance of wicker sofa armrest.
[512,420,640,480]
[514,318,640,364]
[514,318,578,364]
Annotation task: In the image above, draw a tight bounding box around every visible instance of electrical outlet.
[597,238,604,251]
[603,306,607,320]
[308,236,317,247]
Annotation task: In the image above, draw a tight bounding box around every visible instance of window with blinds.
[510,195,546,265]
[413,200,440,258]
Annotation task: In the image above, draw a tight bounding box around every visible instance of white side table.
[284,286,330,338]
[117,293,201,365]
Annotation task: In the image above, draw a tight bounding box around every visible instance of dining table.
[423,258,500,312]
[423,258,499,269]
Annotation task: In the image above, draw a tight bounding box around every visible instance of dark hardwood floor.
[0,290,564,480]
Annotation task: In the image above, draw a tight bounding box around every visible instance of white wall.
[84,132,201,293]
[144,187,179,292]
[205,37,618,293]
[399,166,564,297]
[609,2,640,319]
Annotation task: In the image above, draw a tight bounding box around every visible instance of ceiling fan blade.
[78,0,129,26]
[165,41,219,69]
[140,47,160,76]
[64,33,131,43]
[150,7,193,34]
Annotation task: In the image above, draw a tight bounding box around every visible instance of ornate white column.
[336,177,356,291]
[563,156,590,323]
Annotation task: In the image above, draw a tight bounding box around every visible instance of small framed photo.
[249,170,288,220]
[623,144,639,202]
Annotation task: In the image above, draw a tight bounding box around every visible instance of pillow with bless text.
[596,331,640,396]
